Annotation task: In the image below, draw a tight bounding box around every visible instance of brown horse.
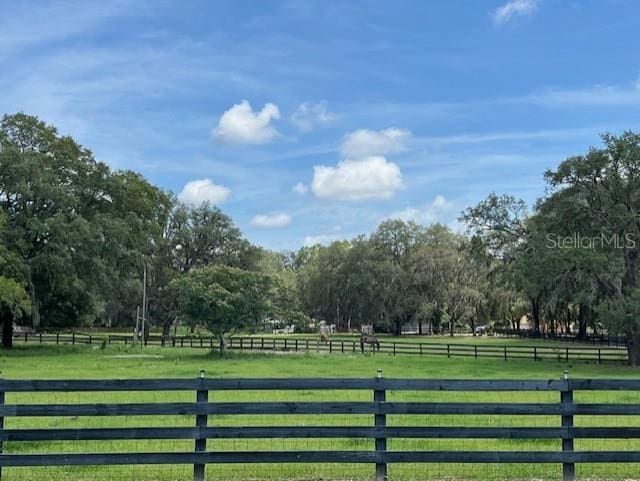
[360,334,380,353]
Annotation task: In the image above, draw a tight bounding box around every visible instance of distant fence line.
[1,376,640,481]
[493,328,627,347]
[13,332,629,364]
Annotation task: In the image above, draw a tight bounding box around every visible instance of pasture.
[0,345,639,481]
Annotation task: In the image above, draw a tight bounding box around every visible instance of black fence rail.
[1,376,640,481]
[493,328,627,347]
[14,332,629,364]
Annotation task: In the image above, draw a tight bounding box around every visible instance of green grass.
[1,345,639,480]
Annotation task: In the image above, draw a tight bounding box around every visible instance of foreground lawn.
[0,345,639,480]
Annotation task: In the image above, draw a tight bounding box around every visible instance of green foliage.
[0,276,30,319]
[597,287,640,336]
[169,265,270,350]
[0,113,173,328]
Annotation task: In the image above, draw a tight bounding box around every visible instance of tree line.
[2,114,640,363]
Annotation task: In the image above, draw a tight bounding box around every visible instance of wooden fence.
[1,376,640,481]
[493,328,627,347]
[14,332,629,363]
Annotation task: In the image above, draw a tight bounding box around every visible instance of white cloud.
[521,83,640,107]
[250,212,292,228]
[388,195,457,225]
[178,178,230,205]
[293,182,309,195]
[213,100,280,144]
[492,0,539,25]
[303,233,344,247]
[341,127,411,158]
[311,156,403,201]
[291,100,334,132]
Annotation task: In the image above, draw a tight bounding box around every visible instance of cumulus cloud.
[388,195,457,225]
[292,182,309,195]
[340,127,411,158]
[291,100,334,132]
[492,0,539,25]
[303,233,343,247]
[213,100,280,144]
[178,178,230,205]
[250,212,292,228]
[311,156,403,201]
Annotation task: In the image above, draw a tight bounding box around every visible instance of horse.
[360,334,380,353]
[320,331,330,343]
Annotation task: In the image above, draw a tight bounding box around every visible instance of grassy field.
[0,344,639,481]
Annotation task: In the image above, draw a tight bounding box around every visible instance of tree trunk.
[530,297,541,335]
[162,317,174,337]
[627,332,640,367]
[218,334,226,354]
[623,248,639,292]
[577,304,588,339]
[394,319,401,336]
[1,313,13,348]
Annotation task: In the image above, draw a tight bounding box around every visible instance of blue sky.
[2,0,640,250]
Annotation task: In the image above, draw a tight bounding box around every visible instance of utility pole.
[141,265,147,347]
[134,306,140,347]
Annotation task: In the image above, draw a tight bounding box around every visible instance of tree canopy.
[4,114,640,364]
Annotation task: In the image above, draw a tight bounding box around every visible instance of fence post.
[504,346,507,361]
[561,370,575,481]
[194,369,208,481]
[374,369,387,481]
